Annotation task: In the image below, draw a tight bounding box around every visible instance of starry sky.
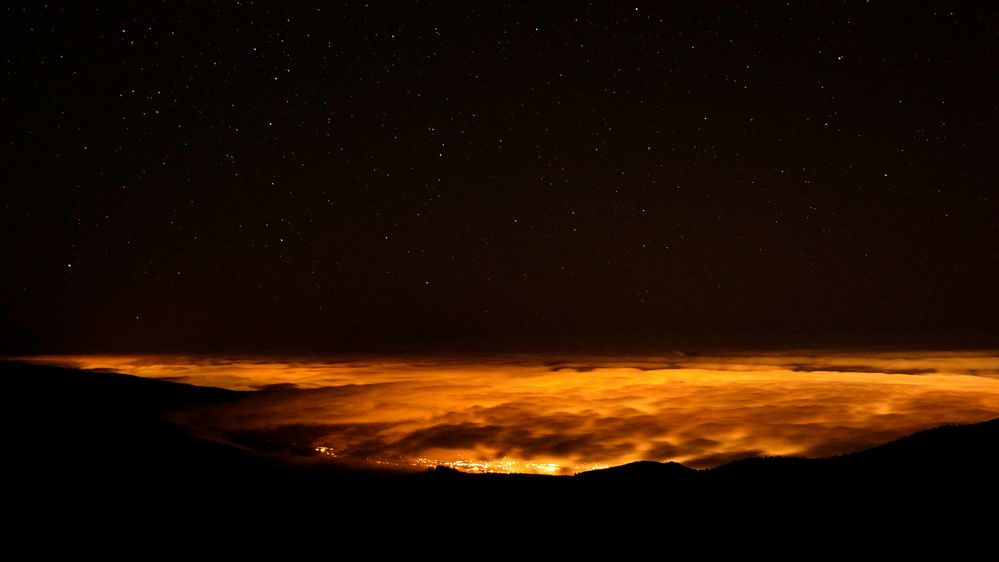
[2,2,996,353]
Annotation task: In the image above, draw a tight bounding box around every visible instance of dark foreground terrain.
[4,360,997,545]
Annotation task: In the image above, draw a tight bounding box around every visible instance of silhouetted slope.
[697,419,999,501]
[2,361,259,485]
[839,418,999,471]
[575,460,697,482]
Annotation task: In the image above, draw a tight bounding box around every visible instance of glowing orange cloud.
[20,351,999,473]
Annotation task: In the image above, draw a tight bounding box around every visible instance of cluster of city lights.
[314,445,607,475]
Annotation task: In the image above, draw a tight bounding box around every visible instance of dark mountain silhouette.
[575,460,698,482]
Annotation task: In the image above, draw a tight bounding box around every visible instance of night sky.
[2,2,996,353]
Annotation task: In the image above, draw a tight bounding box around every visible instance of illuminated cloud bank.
[25,351,999,473]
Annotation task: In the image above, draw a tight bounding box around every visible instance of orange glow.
[19,351,999,473]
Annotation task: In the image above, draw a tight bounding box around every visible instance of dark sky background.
[2,2,996,353]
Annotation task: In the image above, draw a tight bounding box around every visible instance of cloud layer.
[23,351,999,472]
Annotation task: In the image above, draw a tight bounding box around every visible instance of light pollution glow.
[20,351,999,474]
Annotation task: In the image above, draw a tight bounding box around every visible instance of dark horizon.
[3,3,997,354]
[6,357,999,539]
[5,330,999,359]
